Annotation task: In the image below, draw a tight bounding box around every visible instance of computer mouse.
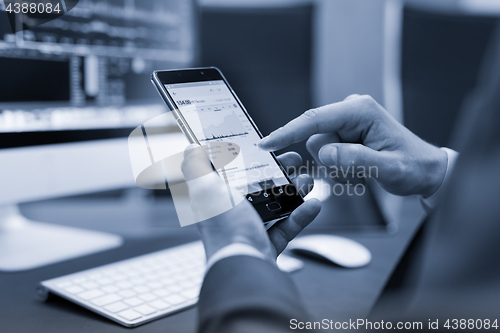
[287,235,371,268]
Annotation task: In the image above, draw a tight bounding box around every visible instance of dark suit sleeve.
[197,255,311,333]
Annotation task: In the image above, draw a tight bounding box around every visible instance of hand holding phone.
[181,140,321,260]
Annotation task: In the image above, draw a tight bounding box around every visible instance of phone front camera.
[201,71,204,75]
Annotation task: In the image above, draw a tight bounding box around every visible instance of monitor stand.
[0,205,123,272]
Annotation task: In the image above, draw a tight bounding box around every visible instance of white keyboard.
[38,241,303,327]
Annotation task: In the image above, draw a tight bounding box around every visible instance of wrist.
[421,145,449,198]
[197,227,270,261]
[198,235,232,261]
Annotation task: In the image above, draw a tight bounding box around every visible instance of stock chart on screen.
[0,0,195,136]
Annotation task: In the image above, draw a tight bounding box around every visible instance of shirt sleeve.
[420,147,459,212]
[205,242,270,273]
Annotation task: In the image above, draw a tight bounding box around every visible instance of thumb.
[318,143,383,171]
[181,144,215,181]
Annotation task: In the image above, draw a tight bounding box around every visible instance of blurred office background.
[2,3,500,330]
[1,0,500,239]
[199,0,500,151]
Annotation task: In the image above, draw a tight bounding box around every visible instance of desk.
[0,194,425,332]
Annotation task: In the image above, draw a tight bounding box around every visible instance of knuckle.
[359,94,375,106]
[397,158,411,177]
[338,145,363,167]
[276,223,292,242]
[351,145,365,166]
[303,107,321,120]
[301,108,322,134]
[356,95,384,120]
[275,126,286,135]
[347,93,361,99]
[348,145,361,165]
[388,157,410,184]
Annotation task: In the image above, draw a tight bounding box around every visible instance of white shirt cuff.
[205,243,268,273]
[420,147,459,212]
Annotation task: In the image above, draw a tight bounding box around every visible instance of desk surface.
[1,194,425,332]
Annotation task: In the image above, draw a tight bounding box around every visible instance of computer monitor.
[0,0,196,272]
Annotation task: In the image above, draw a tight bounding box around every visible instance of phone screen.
[164,79,290,195]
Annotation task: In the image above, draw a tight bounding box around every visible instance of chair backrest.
[401,6,496,148]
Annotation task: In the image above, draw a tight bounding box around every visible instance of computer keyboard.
[38,241,303,327]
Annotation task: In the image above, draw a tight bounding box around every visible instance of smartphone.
[151,67,304,225]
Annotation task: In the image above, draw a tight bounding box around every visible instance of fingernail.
[319,145,337,166]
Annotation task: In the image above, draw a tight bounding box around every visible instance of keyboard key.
[131,277,146,284]
[125,271,141,278]
[145,273,160,281]
[56,281,72,288]
[118,290,136,298]
[153,288,171,297]
[192,266,205,274]
[167,284,183,293]
[164,294,187,305]
[104,301,129,313]
[191,275,203,283]
[183,261,198,269]
[123,297,143,306]
[102,268,118,276]
[81,281,99,289]
[91,294,122,307]
[174,271,190,281]
[119,269,138,277]
[180,287,200,299]
[65,285,84,294]
[156,268,172,276]
[169,264,184,272]
[133,285,149,293]
[179,280,195,288]
[71,277,87,284]
[146,281,162,289]
[184,267,200,277]
[77,289,104,300]
[96,277,113,285]
[131,263,148,270]
[101,285,119,293]
[175,261,189,268]
[134,304,157,316]
[138,293,157,302]
[117,281,133,289]
[162,277,180,285]
[118,309,142,321]
[110,273,127,281]
[150,300,171,311]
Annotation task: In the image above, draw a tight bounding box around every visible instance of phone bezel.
[151,67,304,224]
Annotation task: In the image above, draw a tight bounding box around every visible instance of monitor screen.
[0,0,195,148]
